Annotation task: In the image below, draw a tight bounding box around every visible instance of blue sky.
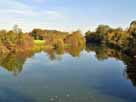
[0,0,136,32]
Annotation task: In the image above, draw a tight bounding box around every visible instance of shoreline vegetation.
[85,20,136,57]
[0,20,136,58]
[0,25,86,55]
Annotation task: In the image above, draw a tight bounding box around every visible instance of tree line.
[85,20,136,56]
[0,25,85,54]
[0,20,136,57]
[0,25,34,53]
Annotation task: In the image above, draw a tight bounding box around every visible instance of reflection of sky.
[0,0,136,32]
[0,51,135,102]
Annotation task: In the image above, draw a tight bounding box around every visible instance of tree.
[129,21,136,34]
[13,25,22,35]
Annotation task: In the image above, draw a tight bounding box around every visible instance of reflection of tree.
[0,53,24,75]
[46,49,62,61]
[86,44,109,60]
[65,46,83,57]
[0,49,40,75]
[86,43,136,87]
[124,58,136,86]
[45,44,85,60]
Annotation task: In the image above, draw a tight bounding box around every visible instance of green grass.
[34,40,72,50]
[34,40,45,45]
[33,40,53,51]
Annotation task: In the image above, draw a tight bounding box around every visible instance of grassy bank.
[34,40,45,45]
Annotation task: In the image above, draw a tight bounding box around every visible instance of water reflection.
[0,43,136,88]
[0,49,38,75]
[86,43,136,87]
[0,43,85,75]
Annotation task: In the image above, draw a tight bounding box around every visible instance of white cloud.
[0,0,62,18]
[0,0,65,31]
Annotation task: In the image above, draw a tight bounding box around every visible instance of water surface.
[0,45,136,102]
